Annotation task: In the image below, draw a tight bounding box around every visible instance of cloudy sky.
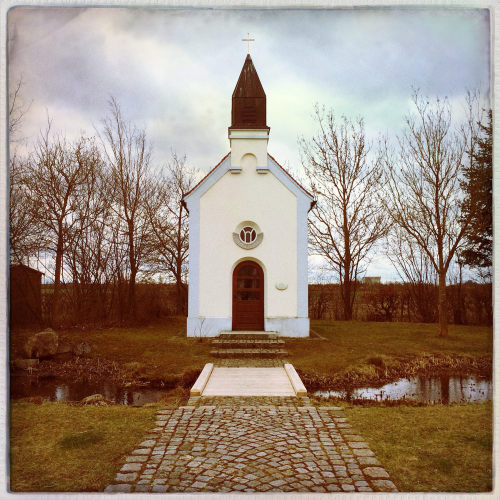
[8,6,491,281]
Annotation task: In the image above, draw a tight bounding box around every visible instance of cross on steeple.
[241,32,255,54]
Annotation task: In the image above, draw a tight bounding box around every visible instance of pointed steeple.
[230,55,269,130]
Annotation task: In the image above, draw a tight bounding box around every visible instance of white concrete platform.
[200,367,297,397]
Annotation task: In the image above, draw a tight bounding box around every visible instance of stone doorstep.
[211,338,285,346]
[210,348,288,358]
[218,331,279,340]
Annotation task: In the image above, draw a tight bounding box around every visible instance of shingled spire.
[230,54,269,130]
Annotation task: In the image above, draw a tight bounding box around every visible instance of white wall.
[199,149,297,320]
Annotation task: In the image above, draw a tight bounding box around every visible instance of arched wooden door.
[232,261,264,331]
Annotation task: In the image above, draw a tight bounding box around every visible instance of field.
[11,319,493,385]
[345,402,492,492]
[9,320,493,492]
[10,402,158,492]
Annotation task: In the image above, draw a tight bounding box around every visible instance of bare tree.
[9,76,32,141]
[386,229,438,323]
[300,107,387,320]
[9,154,43,264]
[23,123,94,322]
[9,77,39,264]
[101,97,153,321]
[382,92,478,336]
[145,153,195,315]
[64,138,112,323]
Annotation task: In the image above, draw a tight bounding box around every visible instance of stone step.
[210,348,289,359]
[211,339,285,348]
[219,331,279,340]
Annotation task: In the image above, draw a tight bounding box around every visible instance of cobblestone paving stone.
[105,395,398,493]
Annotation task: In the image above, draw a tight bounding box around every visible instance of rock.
[17,396,43,404]
[13,358,39,370]
[72,341,91,357]
[24,329,59,359]
[81,394,107,405]
[57,340,72,354]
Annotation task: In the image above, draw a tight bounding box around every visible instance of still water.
[314,375,492,404]
[10,376,165,406]
[11,374,492,406]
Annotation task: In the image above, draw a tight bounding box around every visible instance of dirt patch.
[297,353,492,392]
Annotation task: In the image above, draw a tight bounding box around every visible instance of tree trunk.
[438,271,448,337]
[343,277,353,320]
[128,267,137,321]
[127,221,137,321]
[175,280,186,316]
[51,228,64,325]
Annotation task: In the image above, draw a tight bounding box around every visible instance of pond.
[314,375,492,404]
[10,376,165,406]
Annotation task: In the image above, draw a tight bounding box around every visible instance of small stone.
[270,479,286,488]
[348,441,369,448]
[126,455,148,463]
[341,484,355,491]
[140,439,157,447]
[192,481,208,489]
[115,472,137,482]
[326,484,341,491]
[357,456,381,466]
[132,448,151,455]
[121,463,141,472]
[104,484,131,492]
[363,467,390,478]
[371,479,398,492]
[151,485,168,492]
[352,448,375,457]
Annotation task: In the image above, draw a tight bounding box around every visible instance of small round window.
[239,226,257,244]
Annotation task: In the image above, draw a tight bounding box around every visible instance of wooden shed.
[10,264,43,328]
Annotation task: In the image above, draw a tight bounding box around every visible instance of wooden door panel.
[232,261,264,330]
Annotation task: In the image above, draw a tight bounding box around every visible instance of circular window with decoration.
[239,226,257,244]
[233,221,263,250]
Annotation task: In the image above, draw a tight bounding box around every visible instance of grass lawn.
[9,320,493,493]
[288,320,492,376]
[11,317,212,381]
[11,320,492,383]
[10,401,158,492]
[344,401,493,492]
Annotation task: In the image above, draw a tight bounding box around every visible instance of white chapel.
[182,53,314,337]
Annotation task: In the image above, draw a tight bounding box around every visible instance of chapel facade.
[183,54,314,337]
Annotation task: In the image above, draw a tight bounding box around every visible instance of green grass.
[10,402,157,492]
[345,401,493,492]
[288,320,492,375]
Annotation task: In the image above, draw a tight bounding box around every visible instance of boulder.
[13,358,39,370]
[81,394,108,406]
[72,341,91,357]
[24,329,59,359]
[57,339,72,354]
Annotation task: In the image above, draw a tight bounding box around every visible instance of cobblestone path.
[105,396,398,493]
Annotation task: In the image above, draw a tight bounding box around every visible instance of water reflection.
[314,375,492,404]
[10,376,165,406]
